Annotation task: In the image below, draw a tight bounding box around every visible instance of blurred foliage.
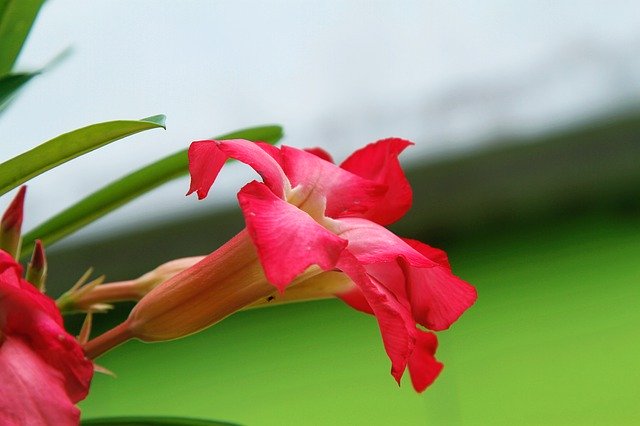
[0,0,44,115]
[0,71,37,113]
[0,115,166,196]
[78,212,640,425]
[0,0,45,74]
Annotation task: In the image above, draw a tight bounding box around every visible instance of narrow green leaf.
[0,115,166,196]
[0,71,37,113]
[0,49,74,118]
[81,417,239,426]
[0,0,46,74]
[20,125,283,256]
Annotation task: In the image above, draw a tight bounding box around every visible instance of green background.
[77,212,640,425]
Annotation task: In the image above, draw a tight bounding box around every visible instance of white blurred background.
[1,0,639,244]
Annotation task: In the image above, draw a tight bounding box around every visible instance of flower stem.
[83,321,133,359]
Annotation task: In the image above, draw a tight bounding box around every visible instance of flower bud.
[64,256,205,312]
[0,186,26,259]
[26,239,47,292]
[131,256,205,297]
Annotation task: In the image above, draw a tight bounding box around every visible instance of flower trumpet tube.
[84,138,477,392]
[123,231,284,342]
[83,231,323,356]
[26,239,47,291]
[68,253,346,313]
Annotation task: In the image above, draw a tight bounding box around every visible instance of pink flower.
[185,138,477,392]
[85,138,475,393]
[0,250,93,425]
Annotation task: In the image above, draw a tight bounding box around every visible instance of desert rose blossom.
[84,138,476,392]
[0,250,94,425]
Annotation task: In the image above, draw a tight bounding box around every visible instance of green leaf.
[0,71,37,113]
[81,417,240,426]
[0,49,74,118]
[0,0,46,74]
[0,115,166,197]
[20,125,283,256]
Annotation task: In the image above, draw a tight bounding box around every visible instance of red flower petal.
[0,338,81,425]
[187,140,227,199]
[334,218,476,331]
[404,239,451,269]
[340,138,413,225]
[407,330,443,392]
[336,252,411,385]
[1,277,93,403]
[336,285,374,315]
[303,147,334,163]
[188,139,288,200]
[401,239,478,331]
[237,181,348,291]
[336,252,444,392]
[281,146,386,218]
[0,249,22,278]
[256,141,284,165]
[0,252,93,423]
[332,217,434,267]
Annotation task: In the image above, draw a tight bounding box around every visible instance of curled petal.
[188,139,288,200]
[401,239,477,331]
[407,330,443,392]
[337,252,443,391]
[256,141,284,165]
[404,239,451,269]
[336,252,411,384]
[187,140,227,199]
[217,140,289,197]
[336,285,373,315]
[238,181,348,291]
[332,217,434,267]
[304,147,334,163]
[281,146,386,218]
[334,218,476,331]
[340,138,413,225]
